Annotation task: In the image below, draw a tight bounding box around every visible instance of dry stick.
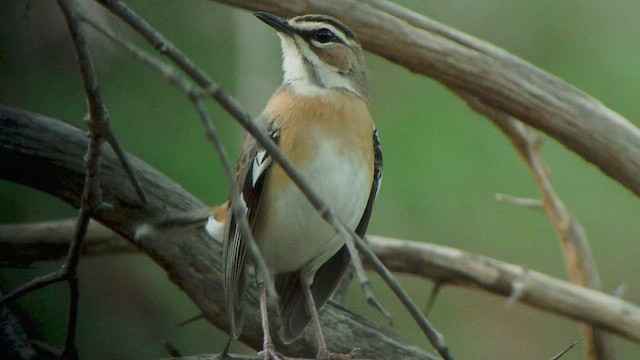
[4,218,640,344]
[80,7,391,356]
[75,9,277,305]
[218,0,640,199]
[1,0,148,305]
[92,1,454,357]
[0,0,116,357]
[58,1,108,357]
[101,18,266,306]
[0,219,135,264]
[367,235,640,344]
[463,96,614,360]
[551,338,584,360]
[78,8,392,358]
[94,0,395,328]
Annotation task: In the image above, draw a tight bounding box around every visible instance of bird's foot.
[258,345,286,360]
[317,348,362,360]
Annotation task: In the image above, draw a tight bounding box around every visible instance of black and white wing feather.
[223,115,280,338]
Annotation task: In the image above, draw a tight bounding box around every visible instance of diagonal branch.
[464,96,615,359]
[73,4,278,306]
[92,1,451,357]
[0,106,438,360]
[93,0,389,328]
[0,0,121,357]
[215,0,640,199]
[3,217,640,345]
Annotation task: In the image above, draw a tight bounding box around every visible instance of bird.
[208,12,382,360]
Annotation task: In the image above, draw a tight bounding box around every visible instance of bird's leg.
[301,281,330,360]
[257,280,282,360]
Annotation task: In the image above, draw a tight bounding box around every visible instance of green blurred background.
[2,1,639,359]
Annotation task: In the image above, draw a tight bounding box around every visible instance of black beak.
[254,12,295,36]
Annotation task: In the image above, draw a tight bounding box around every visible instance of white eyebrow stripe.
[289,21,353,46]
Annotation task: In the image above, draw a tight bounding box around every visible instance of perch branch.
[4,217,640,345]
[0,106,437,360]
[0,219,135,266]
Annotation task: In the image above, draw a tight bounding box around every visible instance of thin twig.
[76,8,277,303]
[190,95,277,301]
[4,215,640,345]
[424,282,444,317]
[463,96,615,359]
[91,1,451,356]
[494,193,543,209]
[0,0,121,356]
[95,0,393,331]
[60,1,110,357]
[355,236,452,360]
[551,338,583,360]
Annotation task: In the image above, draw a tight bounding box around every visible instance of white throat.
[278,35,358,96]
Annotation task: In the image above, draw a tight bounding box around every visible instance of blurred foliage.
[1,0,639,359]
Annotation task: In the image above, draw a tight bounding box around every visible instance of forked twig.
[464,95,614,359]
[0,0,122,357]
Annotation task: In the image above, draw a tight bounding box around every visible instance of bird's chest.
[254,142,372,273]
[254,127,373,275]
[252,90,375,275]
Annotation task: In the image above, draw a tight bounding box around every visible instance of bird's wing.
[223,114,280,338]
[277,127,383,343]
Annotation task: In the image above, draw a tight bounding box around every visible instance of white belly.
[253,141,371,279]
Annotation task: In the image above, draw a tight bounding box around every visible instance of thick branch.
[5,216,640,345]
[0,219,134,266]
[0,106,435,360]
[216,0,640,198]
[367,236,640,343]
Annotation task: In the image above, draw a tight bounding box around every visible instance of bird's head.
[256,12,368,100]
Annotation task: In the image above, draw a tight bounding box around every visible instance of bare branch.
[0,219,135,265]
[215,0,640,199]
[4,217,640,346]
[0,106,437,360]
[464,97,614,359]
[367,235,640,344]
[93,0,394,334]
[91,2,453,357]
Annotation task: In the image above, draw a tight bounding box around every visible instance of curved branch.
[367,236,640,344]
[4,216,640,345]
[217,0,640,198]
[0,106,435,360]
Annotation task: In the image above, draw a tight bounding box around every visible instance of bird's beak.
[255,12,295,36]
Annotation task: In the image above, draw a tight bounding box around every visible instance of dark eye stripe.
[298,29,344,45]
[296,16,357,40]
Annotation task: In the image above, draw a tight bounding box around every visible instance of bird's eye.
[315,28,335,43]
